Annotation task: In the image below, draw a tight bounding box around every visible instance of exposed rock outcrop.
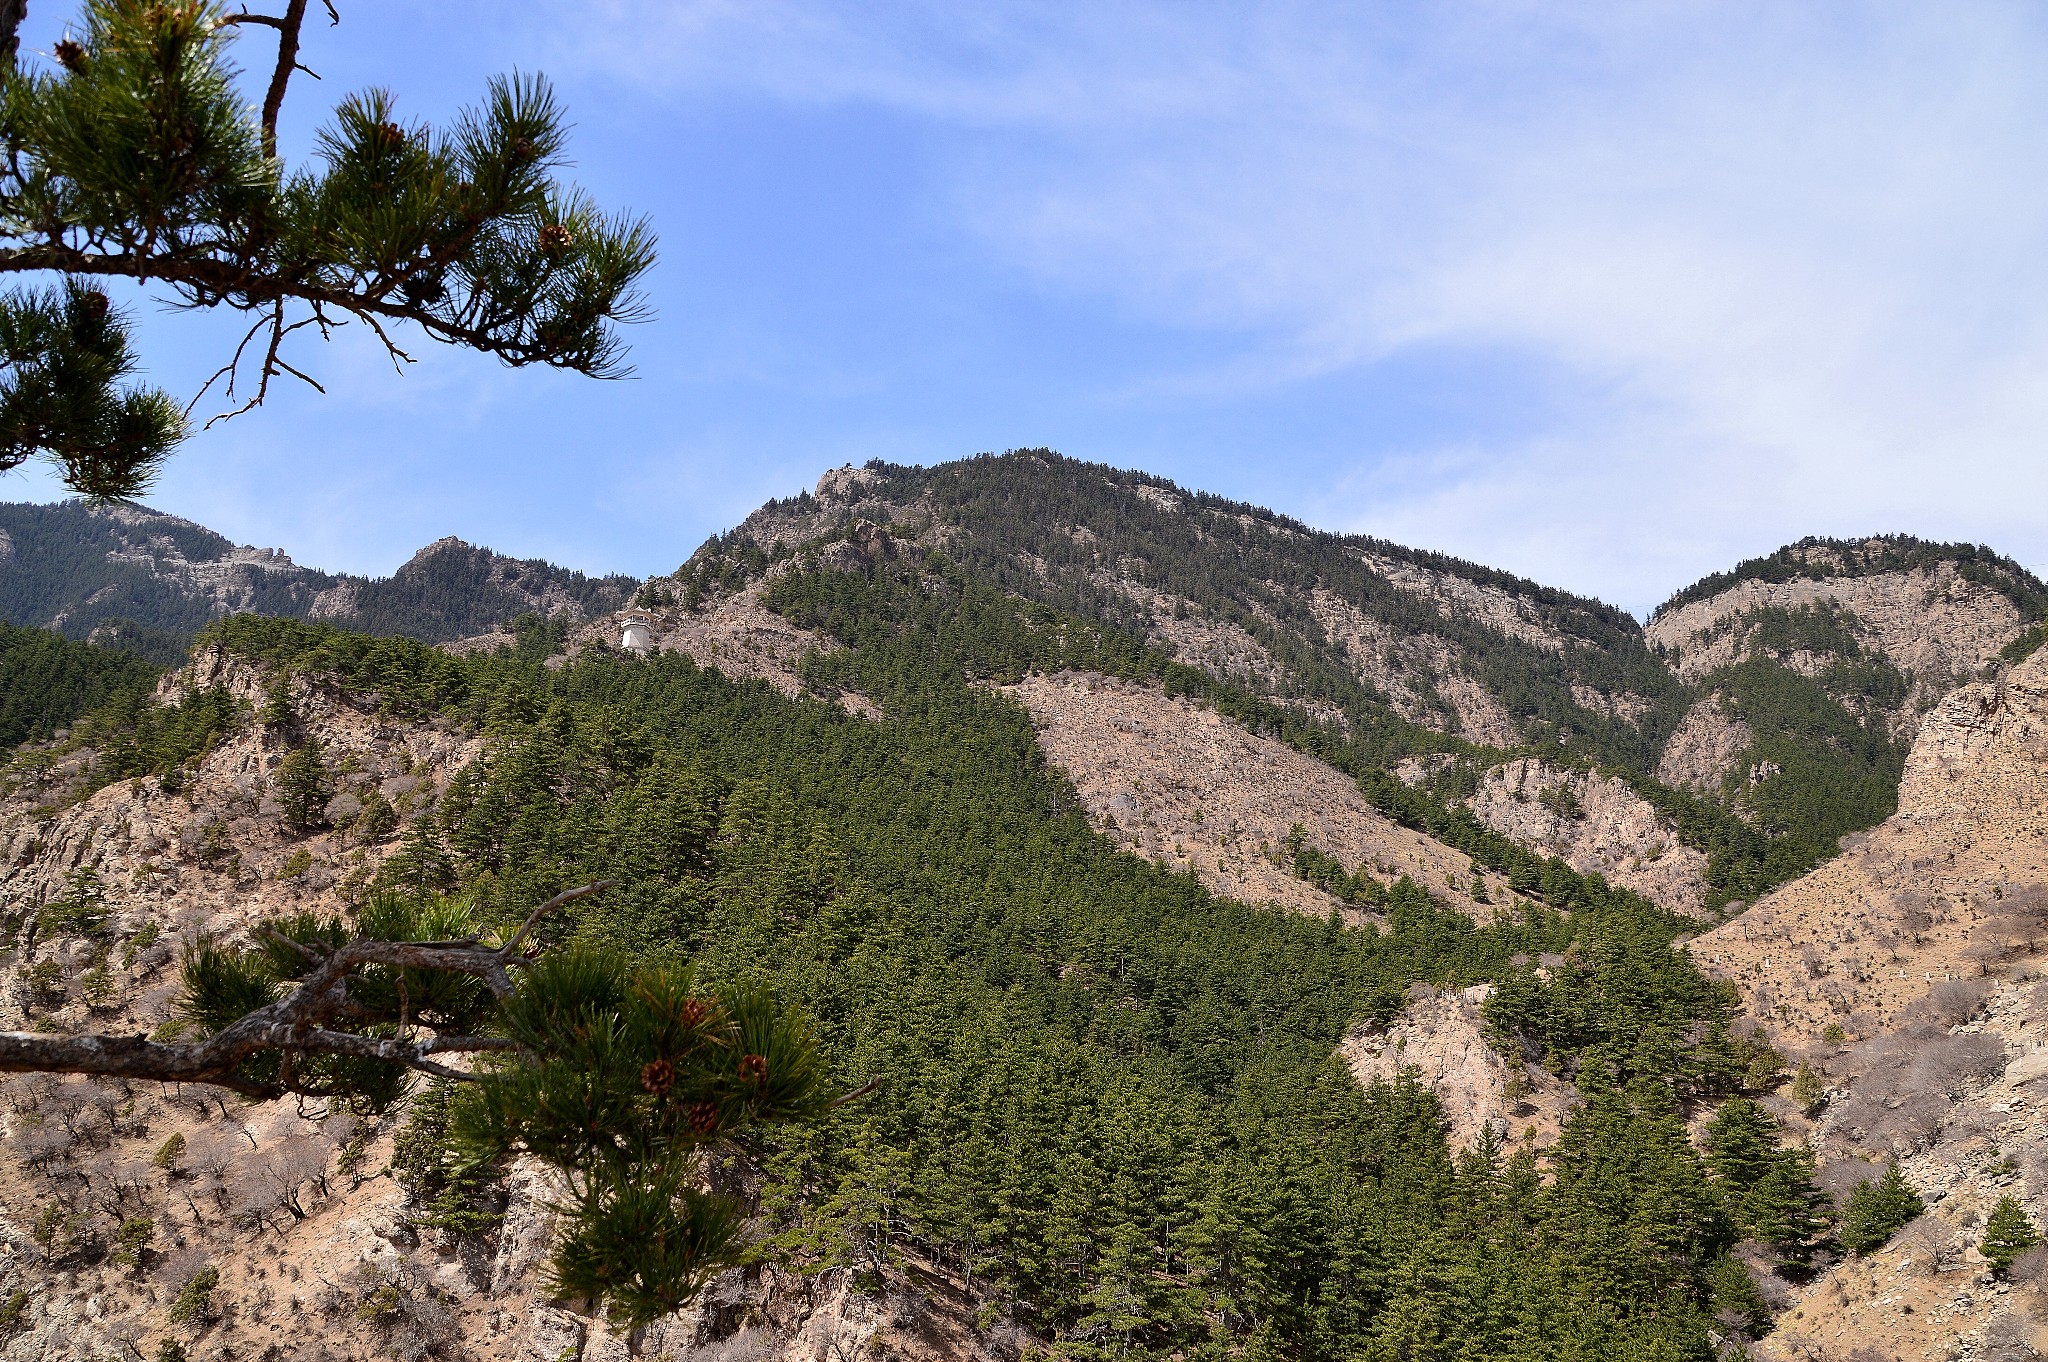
[1467,758,1708,916]
[1648,557,2025,696]
[1690,649,2048,1042]
[555,587,879,717]
[1339,984,1575,1153]
[1655,694,1753,793]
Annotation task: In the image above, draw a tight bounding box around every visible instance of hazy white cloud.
[559,0,2048,610]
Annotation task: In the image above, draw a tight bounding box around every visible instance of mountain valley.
[1,451,2046,1361]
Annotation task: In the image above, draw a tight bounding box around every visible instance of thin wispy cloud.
[560,0,2048,610]
[11,1,2044,612]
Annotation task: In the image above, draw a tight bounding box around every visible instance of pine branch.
[0,880,615,1096]
[0,239,643,374]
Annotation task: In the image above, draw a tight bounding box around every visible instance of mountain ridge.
[642,452,2046,913]
[0,500,636,664]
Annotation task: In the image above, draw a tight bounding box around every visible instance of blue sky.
[10,2,2048,617]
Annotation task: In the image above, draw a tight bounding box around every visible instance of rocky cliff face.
[1648,537,2041,771]
[1465,758,1710,916]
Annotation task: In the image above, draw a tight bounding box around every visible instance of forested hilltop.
[0,500,635,664]
[662,452,2044,912]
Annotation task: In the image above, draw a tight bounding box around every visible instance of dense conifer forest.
[0,621,159,746]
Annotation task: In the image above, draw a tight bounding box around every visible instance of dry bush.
[1826,1028,2006,1156]
[1916,1032,2008,1094]
[1909,978,1995,1028]
[1830,1088,1950,1158]
[165,1084,239,1122]
[1816,1157,1882,1211]
[233,1136,334,1230]
[153,1241,212,1292]
[10,1120,78,1171]
[42,1078,120,1149]
[1731,1242,1795,1311]
[382,1289,462,1362]
[1894,891,1937,938]
[1993,888,2048,953]
[1963,939,2011,976]
[1,1073,56,1115]
[182,1127,249,1219]
[1893,1214,1959,1276]
[2008,1244,2048,1287]
[1979,1312,2038,1362]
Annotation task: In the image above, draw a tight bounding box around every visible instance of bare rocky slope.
[1688,648,2048,1362]
[1004,671,1510,918]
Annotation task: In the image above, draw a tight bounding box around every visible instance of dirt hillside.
[1689,649,2048,1362]
[1004,671,1509,918]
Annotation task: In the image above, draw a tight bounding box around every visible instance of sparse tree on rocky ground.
[0,0,654,499]
[273,735,330,833]
[1982,1196,2041,1276]
[1841,1162,1924,1256]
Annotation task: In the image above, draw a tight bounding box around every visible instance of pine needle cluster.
[0,0,654,498]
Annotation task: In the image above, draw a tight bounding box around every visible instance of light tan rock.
[1655,694,1753,793]
[1467,758,1708,915]
[1005,671,1512,919]
[1339,985,1575,1153]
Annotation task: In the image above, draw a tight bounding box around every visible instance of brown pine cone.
[640,1058,674,1095]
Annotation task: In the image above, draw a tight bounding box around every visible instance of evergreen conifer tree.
[1789,1060,1827,1118]
[1981,1196,2040,1276]
[1703,1097,1780,1191]
[0,0,653,498]
[1841,1163,1924,1255]
[274,735,329,832]
[379,819,457,895]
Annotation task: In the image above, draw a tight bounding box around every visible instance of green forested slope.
[749,452,1687,773]
[0,501,337,661]
[0,622,160,746]
[337,538,637,642]
[131,593,1826,1360]
[721,459,1956,912]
